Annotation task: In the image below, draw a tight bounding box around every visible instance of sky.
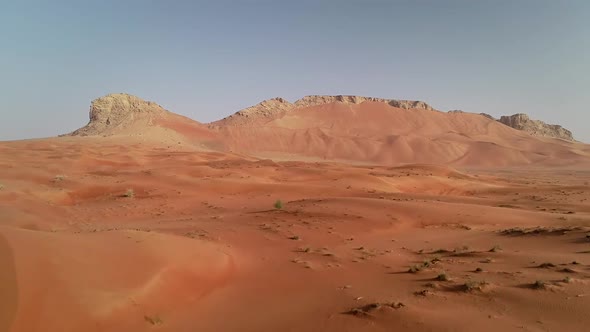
[1,0,588,142]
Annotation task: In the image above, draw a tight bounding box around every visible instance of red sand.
[1,135,589,331]
[210,101,590,167]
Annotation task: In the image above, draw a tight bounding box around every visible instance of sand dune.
[2,93,590,331]
[64,94,590,167]
[0,136,589,331]
[211,100,589,166]
[0,226,233,332]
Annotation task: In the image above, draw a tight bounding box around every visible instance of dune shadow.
[0,232,18,331]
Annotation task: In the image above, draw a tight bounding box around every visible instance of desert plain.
[1,94,589,332]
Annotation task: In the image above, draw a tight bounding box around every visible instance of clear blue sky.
[1,0,588,142]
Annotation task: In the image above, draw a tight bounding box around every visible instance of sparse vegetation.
[436,273,449,281]
[408,265,423,273]
[124,188,135,198]
[274,199,283,210]
[408,257,440,274]
[344,302,405,317]
[489,245,502,252]
[532,280,547,290]
[463,280,488,292]
[144,315,163,325]
[457,245,470,252]
[500,226,581,236]
[538,262,556,268]
[53,175,66,182]
[288,235,300,240]
[414,289,432,297]
[475,267,483,273]
[0,184,4,190]
[563,276,572,283]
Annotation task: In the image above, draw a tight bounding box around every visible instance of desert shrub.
[489,245,502,252]
[124,189,135,198]
[408,265,422,273]
[53,175,66,182]
[463,280,488,292]
[274,199,283,210]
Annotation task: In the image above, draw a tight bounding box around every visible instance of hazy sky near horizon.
[1,0,588,142]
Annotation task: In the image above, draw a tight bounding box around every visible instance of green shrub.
[532,280,547,289]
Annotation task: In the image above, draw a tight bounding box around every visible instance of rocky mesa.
[63,93,586,167]
[67,93,170,136]
[212,95,436,126]
[292,95,435,111]
[498,113,574,141]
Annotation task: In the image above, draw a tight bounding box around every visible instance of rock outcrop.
[213,98,294,126]
[67,93,576,145]
[498,113,574,141]
[479,113,495,120]
[68,93,168,136]
[212,95,436,126]
[293,95,435,111]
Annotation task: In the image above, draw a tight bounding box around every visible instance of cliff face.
[213,98,294,126]
[68,93,576,143]
[68,93,168,136]
[293,95,435,111]
[212,95,436,126]
[498,113,574,141]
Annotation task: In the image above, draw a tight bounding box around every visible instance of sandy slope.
[67,94,590,167]
[1,137,589,331]
[210,101,590,167]
[0,227,232,332]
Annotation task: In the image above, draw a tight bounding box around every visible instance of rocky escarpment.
[293,95,435,111]
[212,97,294,126]
[212,95,436,126]
[67,93,168,136]
[497,113,574,141]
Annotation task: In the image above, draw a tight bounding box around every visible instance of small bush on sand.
[53,175,66,182]
[489,245,502,252]
[463,280,488,292]
[437,273,449,281]
[274,199,283,210]
[144,315,162,325]
[408,265,422,273]
[124,189,135,198]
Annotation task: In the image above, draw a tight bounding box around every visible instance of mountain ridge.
[62,93,588,167]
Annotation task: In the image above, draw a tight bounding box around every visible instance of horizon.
[1,0,588,142]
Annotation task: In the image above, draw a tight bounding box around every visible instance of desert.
[1,93,589,331]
